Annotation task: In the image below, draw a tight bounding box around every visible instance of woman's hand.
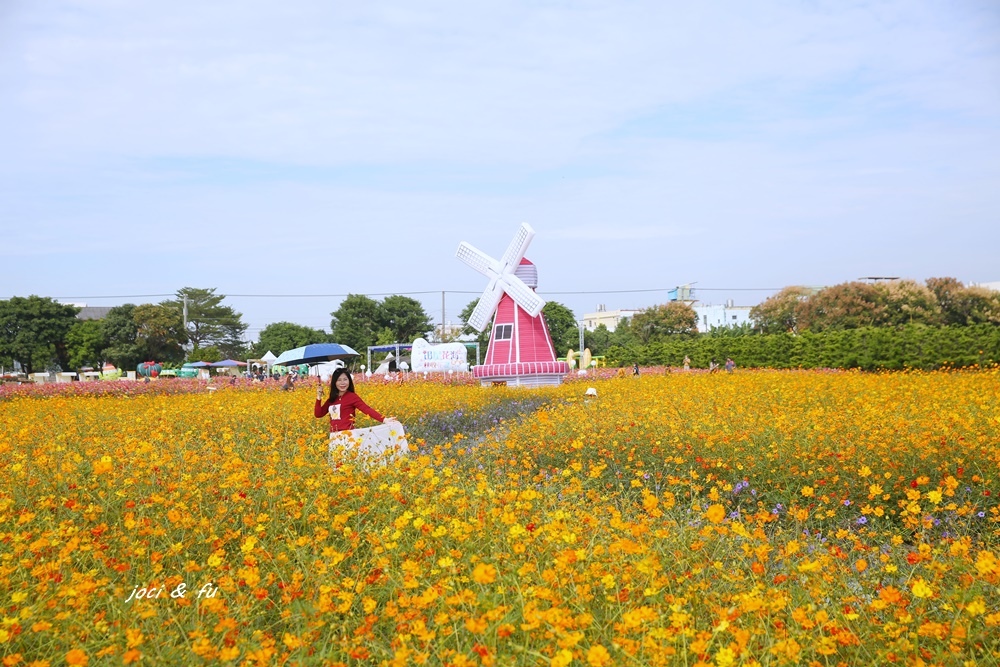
[316,380,324,401]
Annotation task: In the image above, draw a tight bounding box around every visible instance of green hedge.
[604,324,1000,370]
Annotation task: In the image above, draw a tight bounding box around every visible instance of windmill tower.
[456,224,570,387]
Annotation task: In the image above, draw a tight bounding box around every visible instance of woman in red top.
[314,368,395,433]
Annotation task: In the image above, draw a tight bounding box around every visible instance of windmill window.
[494,324,513,340]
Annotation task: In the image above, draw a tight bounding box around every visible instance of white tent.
[309,359,346,381]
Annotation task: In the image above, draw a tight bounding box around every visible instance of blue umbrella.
[273,343,360,366]
[209,359,247,367]
[184,361,213,368]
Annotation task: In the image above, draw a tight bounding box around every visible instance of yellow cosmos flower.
[911,579,934,599]
[705,504,726,524]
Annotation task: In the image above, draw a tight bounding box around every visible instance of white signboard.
[410,338,468,373]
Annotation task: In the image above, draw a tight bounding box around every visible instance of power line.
[30,286,781,300]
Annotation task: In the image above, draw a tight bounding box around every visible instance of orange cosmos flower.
[65,650,88,666]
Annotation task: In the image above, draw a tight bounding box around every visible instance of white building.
[693,302,753,332]
[583,301,753,333]
[582,305,641,332]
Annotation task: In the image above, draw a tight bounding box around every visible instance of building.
[584,299,753,334]
[62,303,113,320]
[692,302,753,332]
[582,305,641,332]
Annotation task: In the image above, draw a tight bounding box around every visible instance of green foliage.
[187,346,223,363]
[603,323,1000,370]
[101,305,143,371]
[253,322,330,358]
[541,302,578,357]
[585,323,612,356]
[0,296,80,374]
[753,278,1000,334]
[133,304,187,363]
[66,320,108,370]
[100,303,188,368]
[330,294,386,352]
[749,286,812,333]
[329,294,432,352]
[380,295,433,343]
[626,302,697,343]
[161,287,248,356]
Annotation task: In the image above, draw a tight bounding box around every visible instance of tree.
[329,294,434,352]
[0,296,79,374]
[926,277,967,326]
[750,286,812,334]
[66,319,108,370]
[253,322,330,358]
[188,346,223,363]
[330,294,383,352]
[133,304,187,363]
[585,323,612,356]
[100,303,187,369]
[380,295,433,343]
[879,280,941,326]
[541,302,578,357]
[926,277,1000,326]
[627,302,697,343]
[795,282,888,332]
[161,288,248,354]
[101,304,143,370]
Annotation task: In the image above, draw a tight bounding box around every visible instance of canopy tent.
[210,359,247,376]
[247,351,278,375]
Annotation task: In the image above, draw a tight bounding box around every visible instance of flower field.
[1,370,999,666]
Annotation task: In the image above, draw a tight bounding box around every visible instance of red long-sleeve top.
[314,392,385,432]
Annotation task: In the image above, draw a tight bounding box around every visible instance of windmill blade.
[468,281,505,332]
[456,242,499,278]
[500,274,545,317]
[498,223,535,273]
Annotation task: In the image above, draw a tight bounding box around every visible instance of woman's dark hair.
[328,368,355,401]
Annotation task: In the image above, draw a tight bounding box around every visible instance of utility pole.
[441,291,446,342]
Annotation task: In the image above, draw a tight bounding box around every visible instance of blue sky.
[2,1,998,340]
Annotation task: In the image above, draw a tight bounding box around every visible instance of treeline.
[605,323,1000,370]
[599,277,1000,370]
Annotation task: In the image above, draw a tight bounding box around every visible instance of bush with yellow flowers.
[0,370,998,665]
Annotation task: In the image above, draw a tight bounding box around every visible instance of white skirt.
[328,422,409,466]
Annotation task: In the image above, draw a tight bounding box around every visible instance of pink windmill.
[456,223,570,387]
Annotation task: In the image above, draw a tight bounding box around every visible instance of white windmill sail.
[456,223,546,332]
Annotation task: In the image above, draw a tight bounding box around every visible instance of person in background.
[632,362,640,376]
[725,358,736,373]
[683,355,691,371]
